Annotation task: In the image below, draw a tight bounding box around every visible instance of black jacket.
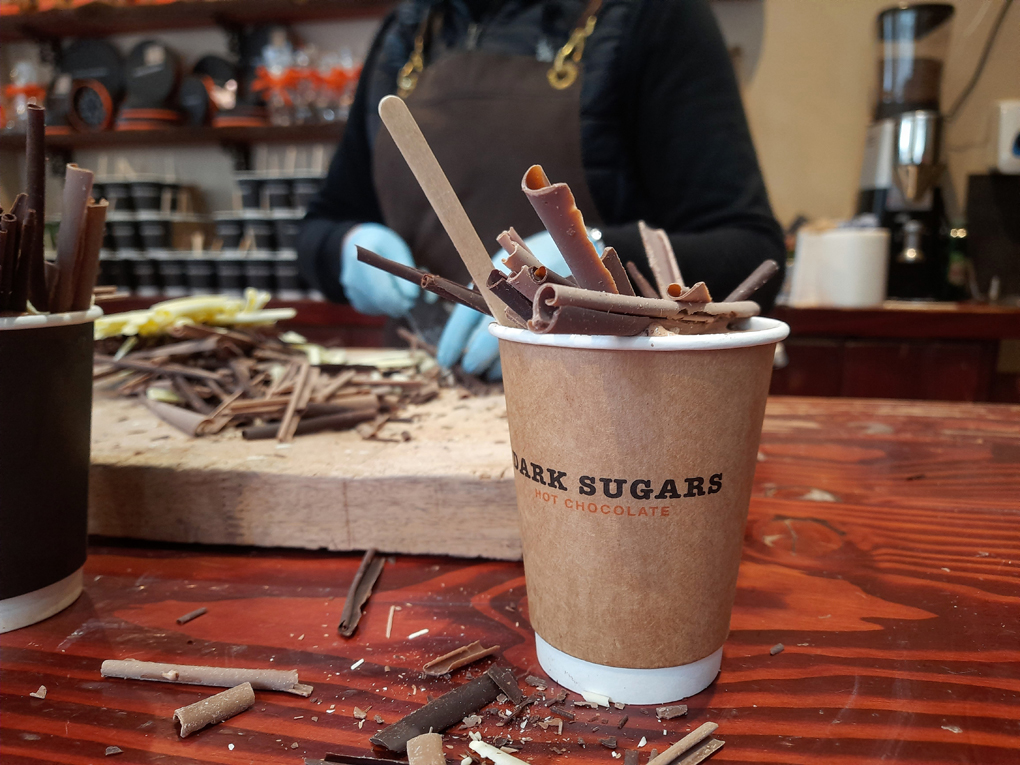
[299,0,785,309]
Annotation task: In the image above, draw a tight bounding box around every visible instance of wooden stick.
[25,104,48,312]
[377,95,508,322]
[69,199,109,311]
[100,659,312,696]
[173,682,254,738]
[645,722,719,765]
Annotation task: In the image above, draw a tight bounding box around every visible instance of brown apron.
[373,45,603,286]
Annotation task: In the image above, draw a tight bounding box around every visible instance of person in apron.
[298,0,785,378]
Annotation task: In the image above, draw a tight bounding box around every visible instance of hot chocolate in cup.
[492,316,789,704]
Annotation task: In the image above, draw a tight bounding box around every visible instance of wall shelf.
[1,0,394,42]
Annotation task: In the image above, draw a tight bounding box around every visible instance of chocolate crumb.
[492,737,511,748]
[550,705,575,721]
[375,715,385,724]
[770,643,785,656]
[599,737,617,749]
[497,694,508,704]
[524,676,548,690]
[105,746,123,756]
[613,703,625,710]
[655,704,688,720]
[617,716,628,729]
[577,738,586,748]
[551,690,567,704]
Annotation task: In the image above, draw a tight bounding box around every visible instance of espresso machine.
[857,3,955,299]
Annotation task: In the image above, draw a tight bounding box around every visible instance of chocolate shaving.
[676,739,725,765]
[521,166,617,293]
[370,667,509,752]
[173,682,254,738]
[655,704,688,720]
[625,261,659,299]
[105,746,123,756]
[486,270,534,320]
[638,221,683,296]
[599,738,617,749]
[423,641,501,676]
[338,549,385,637]
[666,282,711,304]
[176,607,208,625]
[407,732,447,765]
[499,696,535,725]
[140,397,209,437]
[523,676,547,690]
[242,409,377,440]
[549,705,574,721]
[646,722,719,765]
[487,666,523,705]
[617,715,628,729]
[724,259,780,302]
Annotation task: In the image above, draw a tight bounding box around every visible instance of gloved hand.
[340,223,420,317]
[435,229,603,378]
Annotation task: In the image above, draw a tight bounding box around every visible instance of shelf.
[771,302,1020,340]
[0,122,344,151]
[1,0,395,42]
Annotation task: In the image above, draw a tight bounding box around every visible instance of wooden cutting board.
[88,390,522,559]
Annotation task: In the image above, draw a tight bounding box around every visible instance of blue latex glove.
[436,229,604,377]
[341,223,421,317]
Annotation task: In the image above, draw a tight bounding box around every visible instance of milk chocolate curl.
[529,300,651,337]
[638,221,683,296]
[52,164,94,312]
[486,270,533,320]
[422,641,500,676]
[600,247,635,296]
[141,396,210,437]
[522,165,617,293]
[173,682,254,738]
[625,261,658,299]
[338,548,385,637]
[724,259,780,302]
[26,105,48,311]
[355,246,491,315]
[497,228,542,272]
[537,283,759,321]
[100,659,312,696]
[70,199,109,310]
[242,409,377,440]
[666,281,711,303]
[407,733,446,765]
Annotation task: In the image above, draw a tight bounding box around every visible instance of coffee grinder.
[857,3,955,299]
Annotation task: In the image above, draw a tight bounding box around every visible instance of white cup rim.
[0,306,103,332]
[490,315,789,351]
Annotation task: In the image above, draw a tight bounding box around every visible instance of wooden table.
[3,397,1020,763]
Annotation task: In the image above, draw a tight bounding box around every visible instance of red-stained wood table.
[2,397,1019,764]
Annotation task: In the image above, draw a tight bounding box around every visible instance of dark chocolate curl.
[10,209,37,313]
[26,105,48,311]
[70,199,109,311]
[486,270,533,320]
[52,164,94,313]
[521,165,618,294]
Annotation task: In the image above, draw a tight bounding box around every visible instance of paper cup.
[1,307,101,633]
[491,317,789,704]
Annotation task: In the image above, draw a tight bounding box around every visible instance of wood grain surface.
[3,396,1019,763]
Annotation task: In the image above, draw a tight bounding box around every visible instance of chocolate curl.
[529,284,651,336]
[638,221,683,296]
[521,165,618,294]
[355,246,491,315]
[407,733,446,765]
[486,270,533,320]
[504,308,528,328]
[10,209,38,313]
[724,259,780,302]
[497,228,542,272]
[241,409,377,440]
[141,396,209,437]
[626,261,659,299]
[666,281,712,303]
[600,247,635,296]
[0,214,19,312]
[52,164,95,313]
[534,282,760,322]
[69,199,109,311]
[26,104,48,311]
[173,682,254,738]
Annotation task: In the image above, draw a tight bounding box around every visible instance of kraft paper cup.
[491,316,789,704]
[0,307,101,633]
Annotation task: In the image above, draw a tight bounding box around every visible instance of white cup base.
[0,568,84,634]
[535,634,722,705]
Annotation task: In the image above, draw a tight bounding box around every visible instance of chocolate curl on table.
[173,682,254,738]
[486,270,533,320]
[51,164,94,313]
[241,409,377,440]
[101,658,312,696]
[356,246,491,315]
[521,165,618,293]
[407,733,447,765]
[638,221,683,296]
[625,260,659,299]
[600,247,636,296]
[26,105,48,311]
[422,641,500,676]
[724,259,780,302]
[370,666,516,752]
[9,209,38,313]
[337,548,385,637]
[141,396,211,437]
[69,199,109,311]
